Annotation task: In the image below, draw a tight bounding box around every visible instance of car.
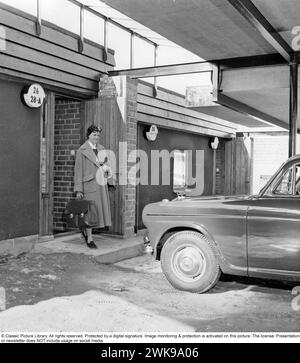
[142,154,300,293]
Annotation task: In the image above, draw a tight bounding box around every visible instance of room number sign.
[21,84,46,108]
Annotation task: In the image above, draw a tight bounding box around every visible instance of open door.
[82,98,124,235]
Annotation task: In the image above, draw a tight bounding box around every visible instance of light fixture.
[210,137,219,150]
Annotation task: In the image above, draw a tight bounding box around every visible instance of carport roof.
[103,0,298,61]
[103,0,300,131]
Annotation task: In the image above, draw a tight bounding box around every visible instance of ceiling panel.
[104,0,275,60]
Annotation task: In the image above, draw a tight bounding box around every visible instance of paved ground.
[0,249,299,332]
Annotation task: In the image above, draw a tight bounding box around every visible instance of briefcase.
[65,200,98,229]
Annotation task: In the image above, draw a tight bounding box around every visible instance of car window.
[273,163,300,196]
[274,167,293,195]
[295,166,300,194]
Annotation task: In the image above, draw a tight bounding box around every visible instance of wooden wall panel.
[0,54,98,91]
[4,27,110,71]
[138,93,236,132]
[137,103,234,134]
[137,82,235,138]
[4,41,102,81]
[224,137,253,195]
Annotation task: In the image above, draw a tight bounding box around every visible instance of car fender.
[155,222,226,266]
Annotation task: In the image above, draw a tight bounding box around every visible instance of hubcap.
[172,245,206,282]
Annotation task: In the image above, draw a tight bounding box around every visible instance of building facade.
[0,3,252,256]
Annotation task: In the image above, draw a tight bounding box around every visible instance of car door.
[247,162,300,277]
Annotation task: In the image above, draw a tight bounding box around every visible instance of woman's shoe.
[86,241,98,249]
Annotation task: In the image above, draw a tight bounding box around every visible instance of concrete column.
[289,61,298,157]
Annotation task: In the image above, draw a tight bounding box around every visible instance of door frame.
[39,92,55,237]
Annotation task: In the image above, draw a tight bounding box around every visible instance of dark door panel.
[137,123,213,230]
[248,198,300,273]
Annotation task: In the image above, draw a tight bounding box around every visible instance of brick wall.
[53,99,82,232]
[124,77,138,237]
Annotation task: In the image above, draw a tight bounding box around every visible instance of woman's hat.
[86,125,102,138]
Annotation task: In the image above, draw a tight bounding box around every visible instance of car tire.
[161,231,221,293]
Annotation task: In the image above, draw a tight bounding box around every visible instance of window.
[273,163,300,196]
[84,10,105,46]
[173,151,187,193]
[108,23,131,69]
[42,0,80,35]
[1,0,37,16]
[295,165,300,195]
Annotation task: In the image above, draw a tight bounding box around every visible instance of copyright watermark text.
[291,286,300,312]
[0,287,6,311]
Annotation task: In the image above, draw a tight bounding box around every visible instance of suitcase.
[65,199,98,229]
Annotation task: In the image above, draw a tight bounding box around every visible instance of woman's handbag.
[65,200,98,228]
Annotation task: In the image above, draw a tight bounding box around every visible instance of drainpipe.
[210,137,219,195]
[289,58,298,157]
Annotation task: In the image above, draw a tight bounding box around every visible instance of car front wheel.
[160,231,221,293]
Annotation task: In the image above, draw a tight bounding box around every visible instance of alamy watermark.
[291,286,300,312]
[292,27,300,51]
[94,142,204,195]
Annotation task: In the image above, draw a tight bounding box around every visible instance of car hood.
[143,194,251,216]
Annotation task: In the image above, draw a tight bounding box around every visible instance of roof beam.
[108,61,213,78]
[216,93,289,130]
[227,0,292,63]
[109,53,294,80]
[218,53,287,69]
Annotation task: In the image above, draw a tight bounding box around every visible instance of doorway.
[39,93,83,236]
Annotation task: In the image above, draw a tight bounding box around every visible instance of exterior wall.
[53,99,81,232]
[0,78,40,253]
[137,124,214,229]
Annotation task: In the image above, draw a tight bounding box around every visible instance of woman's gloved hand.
[76,192,84,200]
[108,184,116,191]
[102,164,112,179]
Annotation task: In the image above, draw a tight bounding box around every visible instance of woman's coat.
[74,141,112,228]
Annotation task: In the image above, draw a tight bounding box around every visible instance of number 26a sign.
[21,84,46,108]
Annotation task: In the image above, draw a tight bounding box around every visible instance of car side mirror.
[174,185,187,198]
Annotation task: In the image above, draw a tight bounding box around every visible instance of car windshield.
[262,162,300,196]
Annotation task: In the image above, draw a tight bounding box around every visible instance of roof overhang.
[104,0,300,132]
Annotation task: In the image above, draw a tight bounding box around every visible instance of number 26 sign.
[21,84,46,108]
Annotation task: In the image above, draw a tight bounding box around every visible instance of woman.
[74,125,113,249]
